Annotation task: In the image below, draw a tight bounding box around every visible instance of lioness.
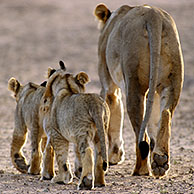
[8,61,65,176]
[41,69,110,189]
[94,4,184,178]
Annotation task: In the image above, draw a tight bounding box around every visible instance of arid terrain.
[0,0,193,193]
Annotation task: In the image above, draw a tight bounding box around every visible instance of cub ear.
[75,72,90,85]
[94,4,111,23]
[40,81,47,87]
[28,82,39,89]
[59,60,66,71]
[8,77,21,93]
[47,68,56,78]
[44,71,59,99]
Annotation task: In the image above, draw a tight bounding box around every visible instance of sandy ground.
[0,0,193,193]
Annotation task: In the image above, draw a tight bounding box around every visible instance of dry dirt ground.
[0,0,193,193]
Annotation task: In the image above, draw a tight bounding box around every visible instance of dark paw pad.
[151,153,169,177]
[42,176,53,180]
[154,154,168,166]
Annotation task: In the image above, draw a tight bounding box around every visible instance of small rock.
[179,147,184,151]
[43,188,50,192]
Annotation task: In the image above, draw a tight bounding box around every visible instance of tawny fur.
[8,63,64,177]
[41,69,110,189]
[94,3,184,178]
[8,78,51,175]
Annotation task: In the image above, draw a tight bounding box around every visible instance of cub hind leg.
[77,137,94,190]
[11,122,29,173]
[41,136,54,180]
[51,132,73,184]
[74,144,82,178]
[93,137,107,187]
[28,126,43,175]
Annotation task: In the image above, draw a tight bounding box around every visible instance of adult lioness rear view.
[94,4,184,178]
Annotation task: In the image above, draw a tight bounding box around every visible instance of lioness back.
[100,5,182,90]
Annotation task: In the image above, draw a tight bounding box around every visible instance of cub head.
[8,78,41,102]
[44,70,89,99]
[41,63,89,113]
[43,60,67,86]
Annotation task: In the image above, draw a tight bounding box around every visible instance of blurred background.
[0,0,194,126]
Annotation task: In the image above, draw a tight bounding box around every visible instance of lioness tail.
[138,9,163,159]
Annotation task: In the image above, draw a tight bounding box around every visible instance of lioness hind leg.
[126,80,149,176]
[98,60,125,165]
[51,134,73,184]
[41,137,54,180]
[150,87,173,178]
[11,125,29,173]
[102,86,125,165]
[147,92,169,177]
[151,110,171,178]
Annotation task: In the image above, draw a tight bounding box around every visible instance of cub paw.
[94,181,105,188]
[51,171,73,184]
[74,167,82,178]
[151,153,169,178]
[40,171,53,181]
[78,174,94,190]
[51,175,65,184]
[41,175,53,181]
[64,171,73,184]
[13,153,29,173]
[28,166,41,175]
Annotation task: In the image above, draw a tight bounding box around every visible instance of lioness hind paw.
[151,153,169,177]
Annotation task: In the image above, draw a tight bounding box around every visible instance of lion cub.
[41,69,110,190]
[8,61,64,176]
